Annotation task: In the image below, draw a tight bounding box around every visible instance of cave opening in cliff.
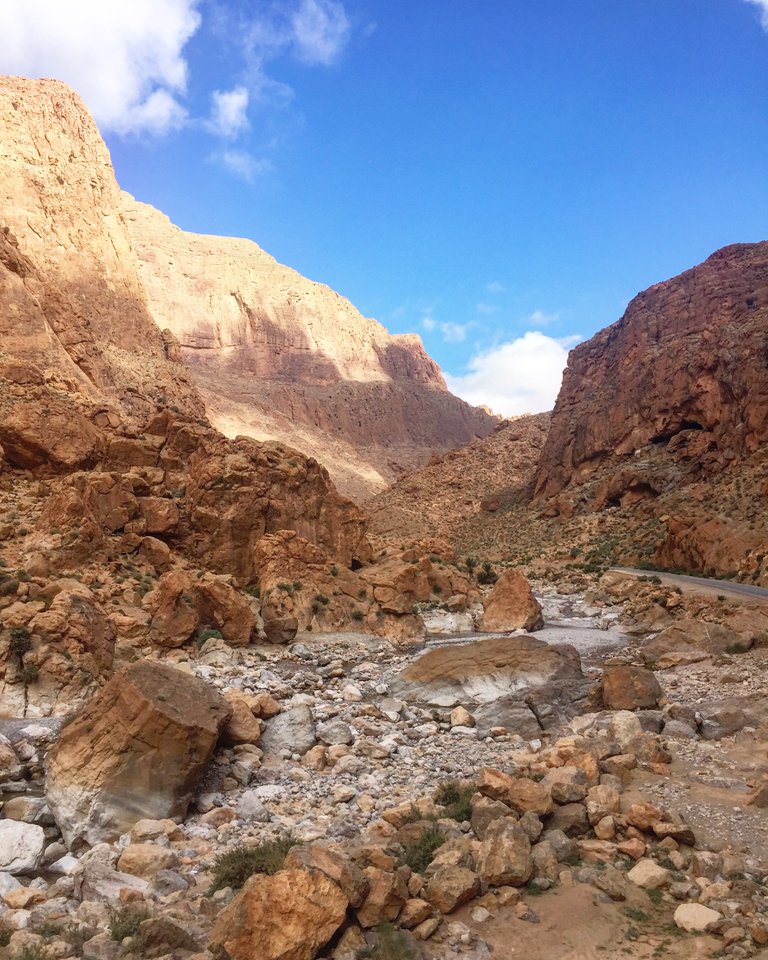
[650,420,705,444]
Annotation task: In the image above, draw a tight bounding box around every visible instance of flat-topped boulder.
[45,660,231,847]
[390,634,584,709]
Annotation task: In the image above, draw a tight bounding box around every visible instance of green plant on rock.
[9,625,32,660]
[207,836,297,894]
[399,824,445,874]
[196,626,224,647]
[476,560,498,585]
[434,781,473,822]
[364,922,422,960]
[108,904,148,942]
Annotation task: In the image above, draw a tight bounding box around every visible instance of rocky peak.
[534,241,768,499]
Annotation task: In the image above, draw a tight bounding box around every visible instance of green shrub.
[9,625,32,660]
[434,781,473,822]
[18,663,39,685]
[0,578,20,596]
[208,836,296,894]
[351,609,364,621]
[476,561,498,585]
[365,922,422,959]
[315,593,330,605]
[330,565,339,577]
[399,824,445,874]
[196,626,224,647]
[109,904,148,942]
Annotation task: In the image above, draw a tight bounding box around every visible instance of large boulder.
[480,569,544,632]
[642,619,745,667]
[600,665,662,711]
[208,868,348,960]
[391,634,583,709]
[45,660,231,846]
[0,821,45,874]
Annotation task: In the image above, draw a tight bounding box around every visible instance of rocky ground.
[0,580,766,960]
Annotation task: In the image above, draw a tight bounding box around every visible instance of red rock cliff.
[535,242,768,499]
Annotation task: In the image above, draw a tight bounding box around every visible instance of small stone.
[627,859,671,890]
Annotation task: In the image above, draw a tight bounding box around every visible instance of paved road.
[610,567,768,601]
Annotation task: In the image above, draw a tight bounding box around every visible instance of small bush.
[399,824,445,874]
[365,922,422,960]
[208,836,296,894]
[196,626,224,647]
[330,565,339,577]
[18,663,39,685]
[646,887,664,905]
[315,594,330,605]
[9,625,32,660]
[351,609,364,622]
[476,561,498,586]
[0,578,20,597]
[109,904,148,942]
[434,781,473,822]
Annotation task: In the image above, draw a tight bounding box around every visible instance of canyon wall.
[535,242,768,499]
[122,197,496,500]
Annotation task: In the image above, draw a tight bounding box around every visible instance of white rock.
[341,683,363,702]
[673,902,722,932]
[49,855,81,876]
[610,711,643,750]
[627,859,671,890]
[0,872,22,894]
[0,820,46,874]
[235,790,271,822]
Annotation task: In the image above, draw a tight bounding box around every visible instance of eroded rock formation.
[122,196,496,500]
[535,242,768,500]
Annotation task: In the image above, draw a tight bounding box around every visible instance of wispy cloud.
[208,86,250,138]
[445,330,581,417]
[291,0,350,65]
[212,149,273,182]
[745,0,768,29]
[0,0,201,135]
[421,312,474,343]
[485,281,505,294]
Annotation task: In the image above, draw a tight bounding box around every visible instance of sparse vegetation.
[364,922,422,960]
[109,904,148,942]
[434,781,473,822]
[399,824,445,874]
[207,836,297,894]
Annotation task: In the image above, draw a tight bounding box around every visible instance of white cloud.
[421,313,473,342]
[0,0,200,135]
[745,0,768,29]
[212,149,273,182]
[208,86,250,138]
[445,331,581,417]
[485,281,505,294]
[291,0,350,65]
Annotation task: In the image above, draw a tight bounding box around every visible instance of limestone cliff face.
[0,77,202,422]
[535,242,768,499]
[122,197,496,499]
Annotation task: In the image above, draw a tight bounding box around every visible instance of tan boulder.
[423,865,480,914]
[601,665,662,711]
[392,634,582,708]
[480,569,543,632]
[194,574,260,646]
[642,619,744,667]
[208,868,348,960]
[145,570,199,648]
[117,843,179,878]
[356,866,408,928]
[137,496,179,534]
[477,768,553,816]
[476,818,532,887]
[283,844,369,908]
[222,692,264,745]
[45,660,231,846]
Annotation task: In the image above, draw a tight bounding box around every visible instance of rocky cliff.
[0,77,202,425]
[122,197,496,500]
[535,242,768,499]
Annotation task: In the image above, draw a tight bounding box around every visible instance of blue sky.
[2,0,768,414]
